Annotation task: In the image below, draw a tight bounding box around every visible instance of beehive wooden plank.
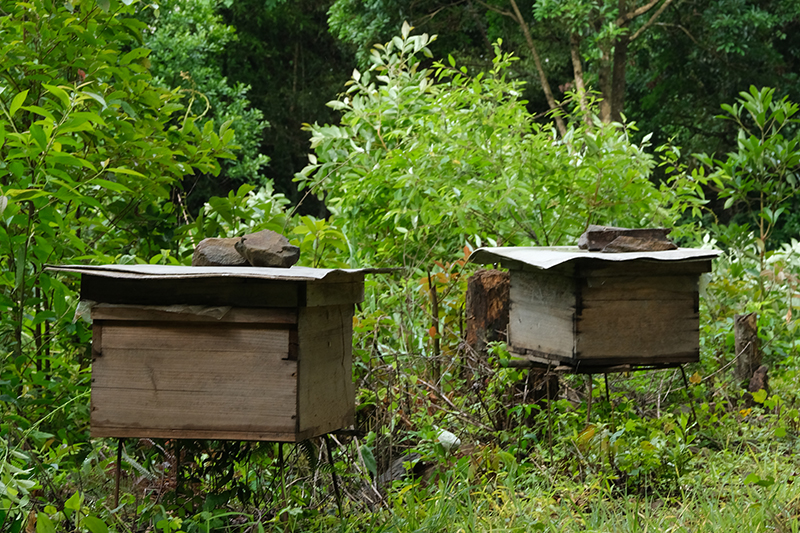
[91,305,298,325]
[91,323,298,440]
[508,271,576,361]
[296,304,355,440]
[305,280,365,307]
[575,259,712,278]
[576,299,699,361]
[98,322,290,353]
[508,305,575,361]
[581,275,697,301]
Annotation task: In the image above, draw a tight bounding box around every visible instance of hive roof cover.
[46,263,384,281]
[469,246,721,270]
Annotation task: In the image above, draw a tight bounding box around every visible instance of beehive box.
[469,247,720,373]
[49,264,370,442]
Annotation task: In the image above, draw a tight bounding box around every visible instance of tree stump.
[465,269,510,357]
[734,312,760,385]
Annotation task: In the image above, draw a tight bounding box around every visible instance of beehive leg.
[679,365,700,434]
[278,443,286,505]
[324,435,343,517]
[114,438,123,508]
[604,374,614,431]
[586,374,593,423]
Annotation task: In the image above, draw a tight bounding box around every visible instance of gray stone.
[192,237,248,266]
[234,230,300,268]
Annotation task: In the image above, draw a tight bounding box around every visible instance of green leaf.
[743,473,761,485]
[64,490,82,512]
[120,47,150,65]
[82,91,107,110]
[752,389,768,404]
[96,0,110,11]
[107,167,145,178]
[89,178,132,193]
[359,445,377,477]
[9,90,28,117]
[21,105,56,123]
[36,513,56,533]
[5,189,49,201]
[30,124,48,151]
[0,195,7,216]
[43,83,71,109]
[82,516,108,533]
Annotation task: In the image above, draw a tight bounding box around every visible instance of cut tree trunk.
[465,269,510,357]
[734,313,760,385]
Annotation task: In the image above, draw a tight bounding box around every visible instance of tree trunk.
[609,34,629,122]
[508,0,567,137]
[597,40,613,122]
[734,312,760,385]
[569,32,592,125]
[465,269,510,358]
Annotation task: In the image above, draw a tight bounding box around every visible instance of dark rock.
[234,230,300,268]
[748,364,769,394]
[192,237,248,266]
[376,452,423,487]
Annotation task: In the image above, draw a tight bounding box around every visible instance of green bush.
[297,27,669,269]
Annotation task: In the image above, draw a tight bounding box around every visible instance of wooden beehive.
[469,247,720,373]
[49,264,369,442]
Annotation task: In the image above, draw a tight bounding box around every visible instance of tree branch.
[616,0,662,26]
[655,21,700,46]
[630,0,674,41]
[474,0,512,18]
[507,0,567,136]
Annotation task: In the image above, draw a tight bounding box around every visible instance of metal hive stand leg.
[114,438,123,509]
[679,365,700,431]
[324,434,344,518]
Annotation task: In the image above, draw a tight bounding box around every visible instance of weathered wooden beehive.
[49,264,369,442]
[469,247,720,373]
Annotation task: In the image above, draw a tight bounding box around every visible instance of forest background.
[3,0,800,531]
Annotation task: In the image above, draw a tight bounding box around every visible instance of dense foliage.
[1,1,800,532]
[298,29,666,268]
[142,0,271,212]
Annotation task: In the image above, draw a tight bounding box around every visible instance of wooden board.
[296,304,355,439]
[576,298,699,362]
[575,258,712,278]
[91,322,299,441]
[580,275,697,302]
[91,305,298,324]
[508,271,576,361]
[306,280,364,307]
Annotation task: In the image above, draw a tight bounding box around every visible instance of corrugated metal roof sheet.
[468,246,721,270]
[46,264,382,281]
